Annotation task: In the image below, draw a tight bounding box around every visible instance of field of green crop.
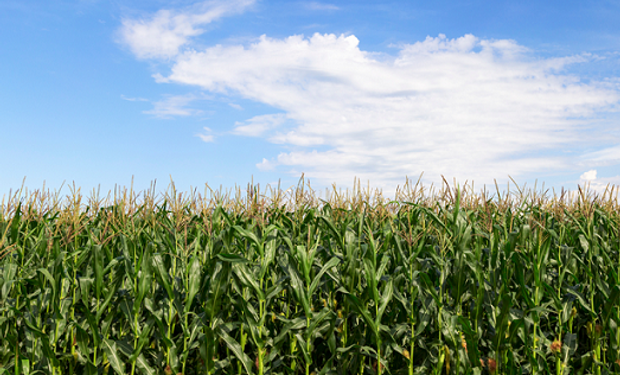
[1,178,619,375]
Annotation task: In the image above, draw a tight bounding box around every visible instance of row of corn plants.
[1,178,619,374]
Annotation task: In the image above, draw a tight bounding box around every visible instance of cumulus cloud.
[118,0,255,59]
[155,32,620,187]
[580,169,597,181]
[579,169,620,196]
[256,158,274,171]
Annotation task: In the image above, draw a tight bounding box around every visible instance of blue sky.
[2,0,620,199]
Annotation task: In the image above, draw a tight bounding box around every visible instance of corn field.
[1,177,620,375]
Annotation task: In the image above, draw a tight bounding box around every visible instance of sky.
[2,0,620,200]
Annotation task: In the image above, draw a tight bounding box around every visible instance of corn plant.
[1,178,619,374]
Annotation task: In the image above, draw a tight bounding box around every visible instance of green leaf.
[93,245,104,301]
[602,285,620,324]
[182,313,204,364]
[422,207,452,236]
[79,277,94,307]
[363,258,379,304]
[135,354,156,375]
[185,255,202,314]
[96,273,122,323]
[419,272,440,307]
[216,252,249,263]
[75,324,92,362]
[377,279,393,322]
[260,224,280,280]
[9,202,22,244]
[274,317,307,345]
[79,302,101,347]
[308,308,333,338]
[129,318,154,363]
[135,244,152,310]
[578,234,589,252]
[345,293,378,335]
[152,253,174,300]
[22,316,59,367]
[458,315,481,365]
[36,268,55,293]
[20,359,29,375]
[232,262,264,300]
[206,261,229,321]
[288,265,311,317]
[264,281,284,305]
[563,332,578,358]
[493,294,512,348]
[566,288,594,316]
[296,245,311,285]
[309,256,340,296]
[234,225,262,252]
[102,338,126,375]
[296,333,312,365]
[217,325,255,375]
[320,215,343,249]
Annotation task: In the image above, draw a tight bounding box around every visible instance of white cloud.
[196,127,215,142]
[118,0,255,59]
[256,158,274,171]
[305,2,339,11]
[583,144,620,165]
[579,169,620,196]
[121,94,148,102]
[580,169,597,181]
[233,113,287,137]
[151,32,620,188]
[143,94,203,118]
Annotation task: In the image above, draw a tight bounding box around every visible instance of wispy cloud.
[118,0,255,59]
[304,2,339,11]
[233,113,287,137]
[583,144,620,165]
[143,94,204,118]
[158,32,620,187]
[121,94,148,102]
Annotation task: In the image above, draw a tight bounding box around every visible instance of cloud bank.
[158,33,620,187]
[118,2,620,188]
